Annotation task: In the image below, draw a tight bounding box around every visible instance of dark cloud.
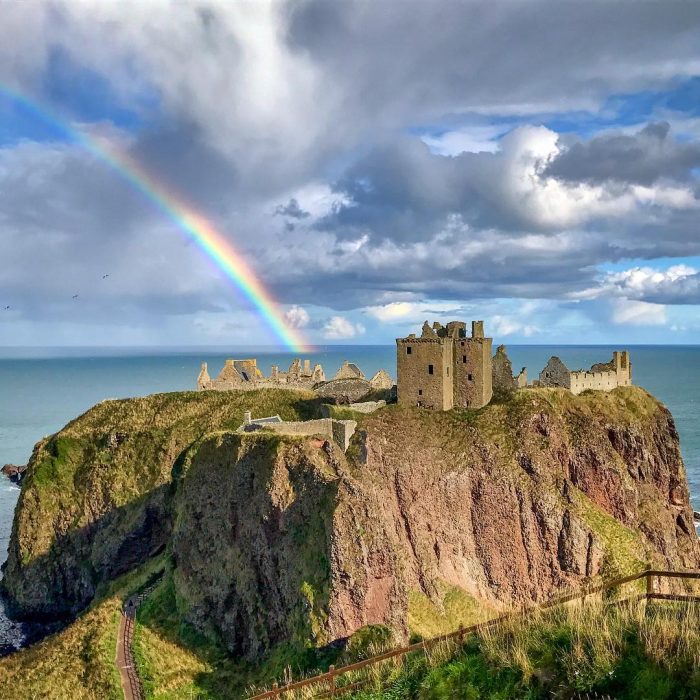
[544,122,700,185]
[274,198,310,219]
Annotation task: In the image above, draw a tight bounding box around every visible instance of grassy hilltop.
[0,385,698,699]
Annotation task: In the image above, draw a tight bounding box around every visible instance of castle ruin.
[537,352,632,395]
[396,320,493,410]
[197,357,325,391]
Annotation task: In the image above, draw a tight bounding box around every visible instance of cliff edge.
[3,385,698,662]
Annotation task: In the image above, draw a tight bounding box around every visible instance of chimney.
[472,320,484,339]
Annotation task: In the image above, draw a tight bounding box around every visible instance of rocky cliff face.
[4,385,698,662]
[1,389,319,618]
[170,386,699,659]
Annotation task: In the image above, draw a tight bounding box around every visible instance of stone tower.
[396,320,493,410]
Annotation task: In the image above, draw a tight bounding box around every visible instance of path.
[115,574,164,700]
[116,598,142,700]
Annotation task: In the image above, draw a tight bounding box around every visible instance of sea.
[1,344,699,650]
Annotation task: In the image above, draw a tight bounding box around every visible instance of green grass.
[0,555,167,700]
[346,599,700,700]
[408,583,494,640]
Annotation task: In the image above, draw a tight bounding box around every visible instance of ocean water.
[1,345,699,648]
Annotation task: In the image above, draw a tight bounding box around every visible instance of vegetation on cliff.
[0,385,698,699]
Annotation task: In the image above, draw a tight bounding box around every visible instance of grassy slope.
[0,556,165,699]
[348,599,700,700]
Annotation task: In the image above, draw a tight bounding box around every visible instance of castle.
[195,321,632,412]
[396,320,632,410]
[197,357,325,391]
[396,320,493,410]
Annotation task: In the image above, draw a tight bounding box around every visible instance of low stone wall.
[244,418,357,452]
[320,400,386,417]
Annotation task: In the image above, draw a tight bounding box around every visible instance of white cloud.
[284,305,310,328]
[611,299,667,326]
[323,316,365,339]
[575,264,699,303]
[490,314,539,337]
[422,125,508,155]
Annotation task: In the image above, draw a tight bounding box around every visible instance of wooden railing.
[247,569,700,699]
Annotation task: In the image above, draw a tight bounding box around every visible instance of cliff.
[3,385,698,664]
[1,389,320,618]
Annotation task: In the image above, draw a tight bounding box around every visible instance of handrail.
[246,568,700,699]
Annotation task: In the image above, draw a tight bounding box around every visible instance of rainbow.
[0,85,308,351]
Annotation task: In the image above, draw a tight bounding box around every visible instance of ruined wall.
[243,418,357,452]
[569,371,619,394]
[396,337,452,410]
[539,357,571,389]
[452,333,492,408]
[491,345,517,394]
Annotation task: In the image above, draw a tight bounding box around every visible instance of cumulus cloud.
[323,316,365,339]
[578,265,700,305]
[284,305,310,328]
[544,122,700,186]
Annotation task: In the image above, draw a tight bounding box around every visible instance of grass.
[343,599,700,700]
[0,555,166,700]
[408,583,494,640]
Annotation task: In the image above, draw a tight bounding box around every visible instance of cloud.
[578,264,700,305]
[544,122,700,185]
[284,305,310,328]
[274,198,310,219]
[1,2,700,344]
[323,316,365,339]
[611,299,667,326]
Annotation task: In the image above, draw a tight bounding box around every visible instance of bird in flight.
[72,294,79,299]
[102,274,109,279]
[3,305,9,310]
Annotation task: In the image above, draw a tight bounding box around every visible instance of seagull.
[3,305,9,310]
[102,274,109,279]
[72,294,79,300]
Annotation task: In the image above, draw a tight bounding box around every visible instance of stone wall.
[242,417,357,452]
[491,345,517,394]
[538,356,571,389]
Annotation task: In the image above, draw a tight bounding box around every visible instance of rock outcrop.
[3,385,698,662]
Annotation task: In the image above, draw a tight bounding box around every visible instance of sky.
[1,1,700,347]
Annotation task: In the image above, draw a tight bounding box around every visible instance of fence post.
[458,624,465,645]
[328,664,336,697]
[646,572,655,597]
[272,681,278,697]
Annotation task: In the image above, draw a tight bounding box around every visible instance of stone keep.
[396,320,493,410]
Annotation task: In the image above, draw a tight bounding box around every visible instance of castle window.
[446,367,449,376]
[406,346,412,355]
[468,373,473,381]
[428,364,434,375]
[418,389,423,395]
[462,355,467,363]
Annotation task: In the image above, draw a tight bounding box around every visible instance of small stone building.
[396,320,493,410]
